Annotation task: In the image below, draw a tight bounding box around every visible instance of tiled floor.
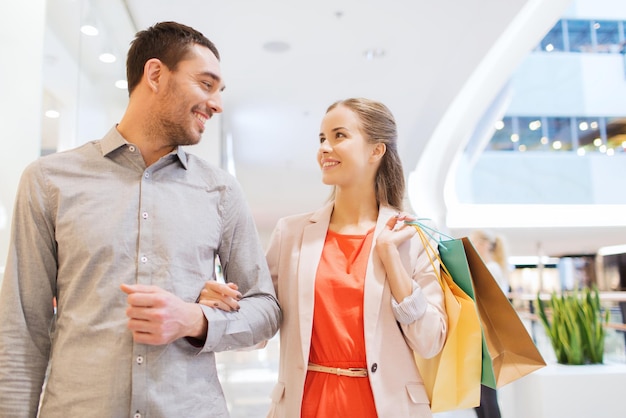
[216,318,626,417]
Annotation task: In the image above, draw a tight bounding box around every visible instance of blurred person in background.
[469,229,512,418]
[470,229,510,295]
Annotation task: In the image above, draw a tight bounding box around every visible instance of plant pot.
[499,362,626,418]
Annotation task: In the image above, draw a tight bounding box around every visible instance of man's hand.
[120,284,207,345]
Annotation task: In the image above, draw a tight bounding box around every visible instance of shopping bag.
[460,237,546,388]
[412,226,482,412]
[438,238,497,389]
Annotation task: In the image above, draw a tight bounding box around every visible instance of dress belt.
[307,362,368,377]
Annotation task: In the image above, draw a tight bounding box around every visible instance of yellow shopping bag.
[413,226,482,412]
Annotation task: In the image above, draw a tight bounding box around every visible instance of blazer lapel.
[363,206,398,344]
[297,202,333,362]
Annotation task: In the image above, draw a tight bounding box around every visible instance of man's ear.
[370,143,386,162]
[144,58,164,93]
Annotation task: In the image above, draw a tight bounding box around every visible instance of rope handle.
[405,219,454,240]
[411,224,454,290]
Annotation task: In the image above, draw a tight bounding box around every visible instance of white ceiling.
[44,0,626,259]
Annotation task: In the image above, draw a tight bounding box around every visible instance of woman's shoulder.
[277,203,333,227]
[272,210,318,234]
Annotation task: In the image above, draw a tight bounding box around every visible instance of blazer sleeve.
[265,219,283,298]
[396,232,447,359]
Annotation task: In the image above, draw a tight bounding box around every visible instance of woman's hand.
[198,281,242,312]
[376,213,416,254]
[375,212,417,301]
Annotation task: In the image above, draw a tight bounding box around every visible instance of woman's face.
[317,105,381,188]
[471,233,492,260]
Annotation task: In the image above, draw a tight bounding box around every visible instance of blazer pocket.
[266,383,286,418]
[270,382,285,402]
[406,383,430,404]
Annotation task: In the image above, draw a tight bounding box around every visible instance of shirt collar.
[100,126,189,169]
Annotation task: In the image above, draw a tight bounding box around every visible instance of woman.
[202,98,447,417]
[470,230,510,295]
[470,229,511,418]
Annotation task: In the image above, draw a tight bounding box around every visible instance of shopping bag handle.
[405,219,454,250]
[412,224,454,290]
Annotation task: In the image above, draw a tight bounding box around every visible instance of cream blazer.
[265,203,447,417]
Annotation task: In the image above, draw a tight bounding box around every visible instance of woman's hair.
[126,21,220,95]
[471,229,509,278]
[326,98,405,210]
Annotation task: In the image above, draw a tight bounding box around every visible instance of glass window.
[547,117,573,151]
[606,117,626,153]
[487,117,515,151]
[567,20,593,53]
[540,20,564,52]
[518,117,544,151]
[576,117,600,150]
[594,21,620,53]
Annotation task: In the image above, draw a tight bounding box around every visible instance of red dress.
[301,228,378,418]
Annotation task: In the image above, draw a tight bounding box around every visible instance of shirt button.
[136,355,144,364]
[128,145,136,152]
[134,413,141,418]
[370,363,378,373]
[144,172,150,179]
[141,256,148,263]
[142,212,149,219]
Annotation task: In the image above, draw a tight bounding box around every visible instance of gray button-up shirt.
[0,127,281,417]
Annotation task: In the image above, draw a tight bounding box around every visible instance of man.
[0,21,280,417]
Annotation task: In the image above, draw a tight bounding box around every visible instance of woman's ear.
[370,143,386,162]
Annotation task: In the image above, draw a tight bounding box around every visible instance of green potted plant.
[536,286,610,365]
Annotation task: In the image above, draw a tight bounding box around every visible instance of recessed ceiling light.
[45,110,60,119]
[99,53,116,63]
[363,48,385,60]
[263,41,290,53]
[80,24,99,36]
[115,79,128,90]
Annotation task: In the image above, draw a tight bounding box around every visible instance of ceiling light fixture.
[263,41,290,53]
[115,79,128,90]
[80,24,99,36]
[363,48,385,60]
[99,52,116,63]
[45,110,60,119]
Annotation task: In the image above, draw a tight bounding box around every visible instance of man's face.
[156,44,225,147]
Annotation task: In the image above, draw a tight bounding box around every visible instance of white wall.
[509,54,626,116]
[0,0,47,275]
[458,152,626,204]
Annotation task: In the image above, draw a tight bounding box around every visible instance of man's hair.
[126,21,220,95]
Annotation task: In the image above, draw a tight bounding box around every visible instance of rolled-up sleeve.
[391,282,428,324]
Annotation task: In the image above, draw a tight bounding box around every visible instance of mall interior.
[2,0,626,417]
